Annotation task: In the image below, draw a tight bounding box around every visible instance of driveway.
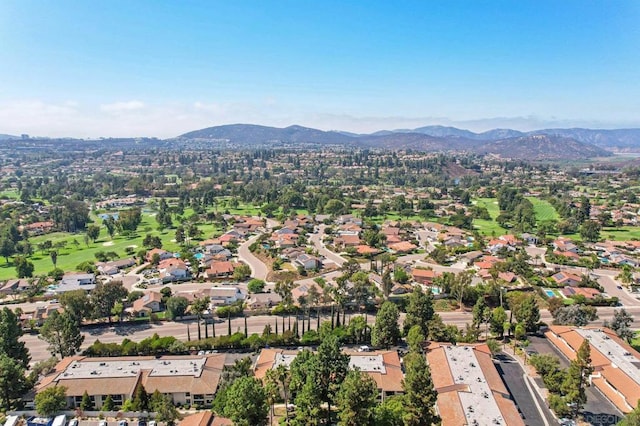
[527,336,624,425]
[494,352,556,426]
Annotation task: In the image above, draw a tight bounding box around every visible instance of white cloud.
[100,100,145,113]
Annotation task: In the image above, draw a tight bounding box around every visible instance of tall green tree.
[116,208,142,233]
[292,374,322,426]
[0,307,30,367]
[580,220,601,242]
[220,376,268,426]
[406,325,425,354]
[0,354,31,412]
[372,301,400,348]
[39,310,84,358]
[374,396,404,426]
[0,237,16,264]
[80,390,94,411]
[102,394,115,411]
[316,334,350,423]
[336,369,378,426]
[90,280,128,322]
[35,385,67,416]
[166,296,189,320]
[402,286,434,336]
[401,352,440,426]
[131,384,149,412]
[562,339,593,418]
[604,308,634,341]
[86,225,101,242]
[152,393,180,425]
[510,293,540,332]
[14,256,34,278]
[451,271,473,310]
[490,306,508,339]
[59,289,91,325]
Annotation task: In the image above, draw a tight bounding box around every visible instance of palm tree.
[191,297,209,340]
[275,364,291,421]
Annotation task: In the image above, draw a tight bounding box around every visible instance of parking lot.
[527,336,624,426]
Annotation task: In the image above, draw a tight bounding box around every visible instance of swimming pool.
[544,289,555,298]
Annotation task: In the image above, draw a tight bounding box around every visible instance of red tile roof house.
[131,292,163,316]
[553,250,581,261]
[334,234,362,247]
[356,245,381,256]
[551,271,582,287]
[412,268,440,285]
[561,286,602,300]
[388,241,418,254]
[205,261,239,279]
[553,238,579,254]
[146,248,174,263]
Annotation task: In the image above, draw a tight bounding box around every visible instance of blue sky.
[0,0,639,137]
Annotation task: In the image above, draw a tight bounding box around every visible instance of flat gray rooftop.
[577,328,640,386]
[58,358,207,379]
[444,345,505,426]
[349,354,387,374]
[273,353,298,369]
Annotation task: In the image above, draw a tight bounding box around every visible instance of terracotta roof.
[546,326,640,413]
[356,245,380,255]
[179,412,213,426]
[210,417,233,426]
[426,343,524,426]
[388,241,417,252]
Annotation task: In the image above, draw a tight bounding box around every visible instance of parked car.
[68,420,78,426]
[99,421,108,426]
[118,421,128,426]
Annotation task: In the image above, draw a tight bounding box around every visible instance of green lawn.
[0,189,20,200]
[527,197,559,221]
[472,198,505,236]
[0,211,218,280]
[601,227,640,241]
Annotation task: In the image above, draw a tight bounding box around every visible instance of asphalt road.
[494,352,555,426]
[309,225,348,267]
[237,234,270,282]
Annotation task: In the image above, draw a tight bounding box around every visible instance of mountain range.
[179,124,639,159]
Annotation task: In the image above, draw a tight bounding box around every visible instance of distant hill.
[378,126,640,149]
[179,124,353,145]
[528,128,640,150]
[0,134,19,140]
[177,123,621,159]
[357,132,480,151]
[477,134,611,160]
